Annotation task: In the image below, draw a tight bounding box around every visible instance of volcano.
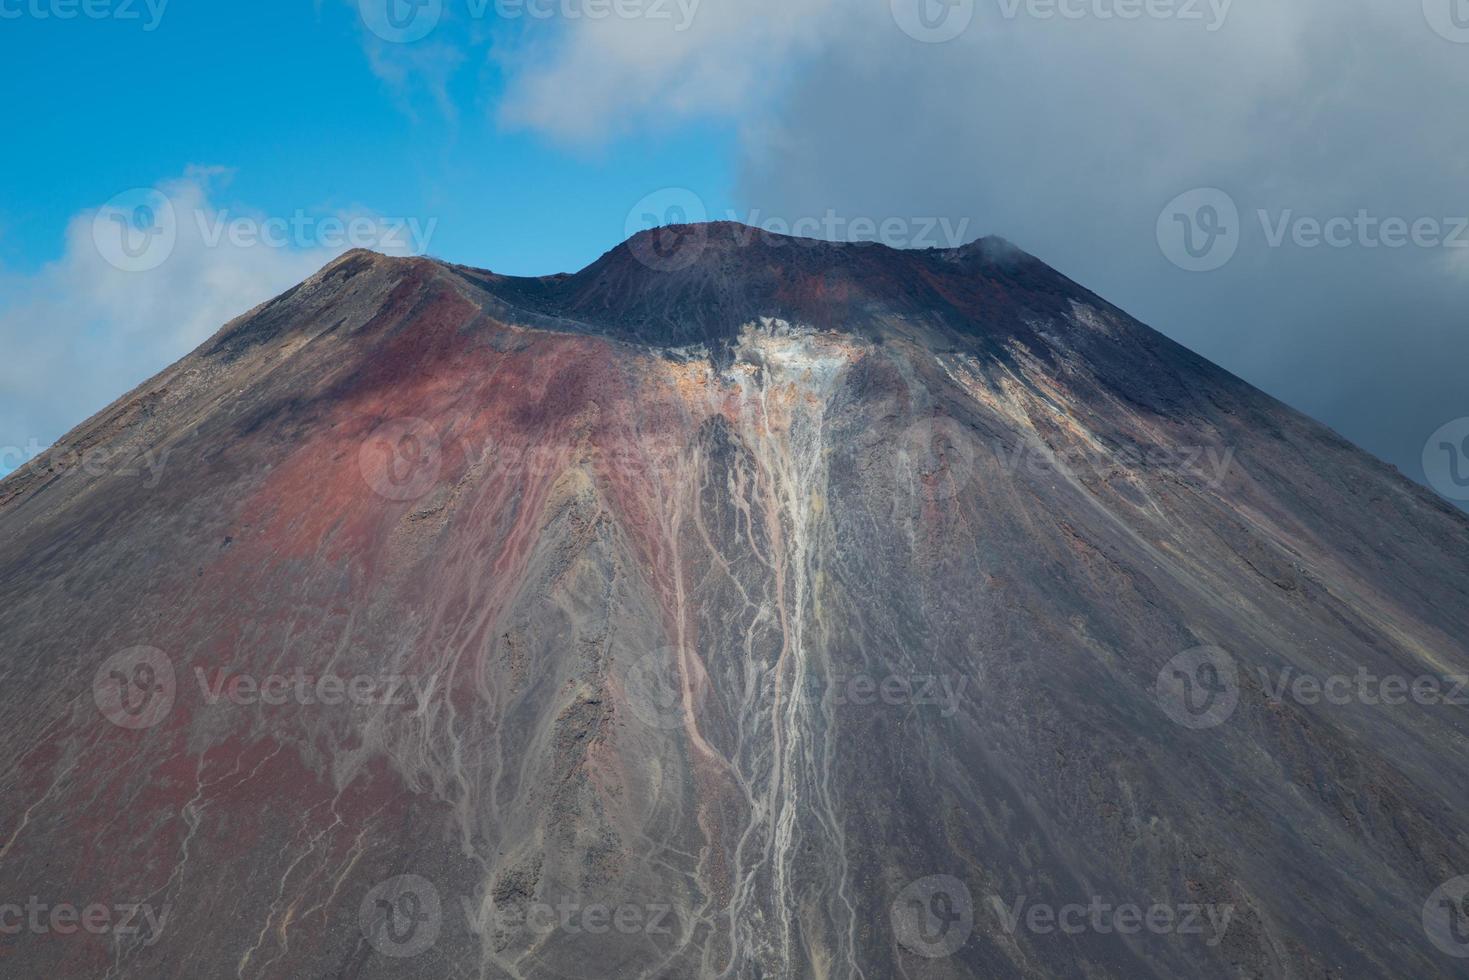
[2,223,1467,978]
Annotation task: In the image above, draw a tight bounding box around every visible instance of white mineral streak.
[711,321,866,979]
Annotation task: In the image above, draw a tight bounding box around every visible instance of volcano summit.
[1,224,1466,978]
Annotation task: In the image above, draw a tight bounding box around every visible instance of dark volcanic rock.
[1,225,1467,979]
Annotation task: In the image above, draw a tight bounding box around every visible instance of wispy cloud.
[496,0,831,144]
[0,169,419,470]
[346,0,833,144]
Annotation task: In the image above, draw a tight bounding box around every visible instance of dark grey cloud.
[730,0,1469,507]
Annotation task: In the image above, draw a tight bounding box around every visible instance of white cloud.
[347,0,834,144]
[0,170,386,468]
[496,0,832,144]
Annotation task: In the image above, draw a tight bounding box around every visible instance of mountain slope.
[1,225,1467,979]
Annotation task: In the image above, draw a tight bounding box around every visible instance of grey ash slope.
[0,228,1465,979]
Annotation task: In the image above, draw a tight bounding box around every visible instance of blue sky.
[0,0,736,277]
[3,0,1468,509]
